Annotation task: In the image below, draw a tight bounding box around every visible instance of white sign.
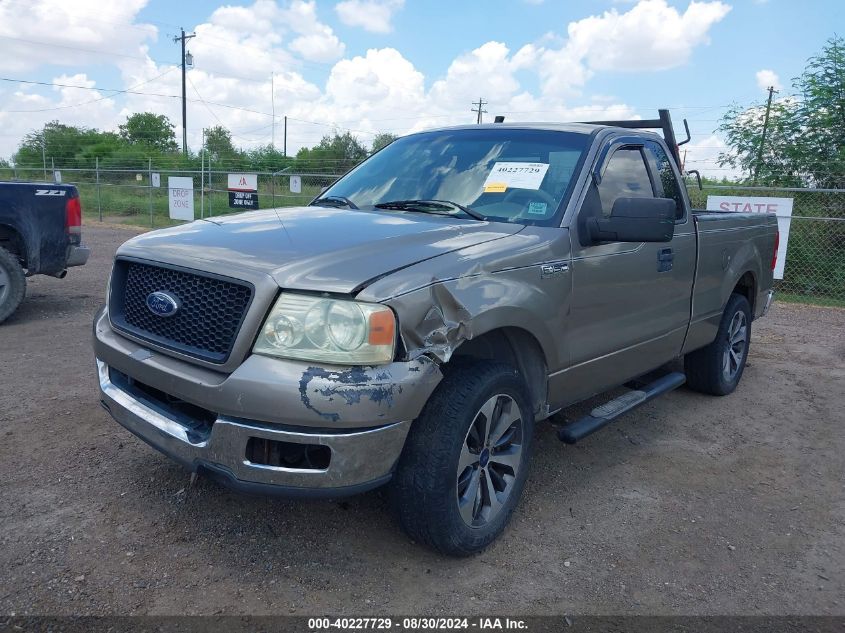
[706,195,793,280]
[290,175,302,194]
[151,173,161,188]
[227,173,257,191]
[482,162,549,192]
[135,173,143,182]
[168,177,195,221]
[53,170,61,184]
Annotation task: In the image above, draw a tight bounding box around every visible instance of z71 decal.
[34,189,66,196]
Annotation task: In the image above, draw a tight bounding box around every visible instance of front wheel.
[390,360,534,556]
[685,293,752,395]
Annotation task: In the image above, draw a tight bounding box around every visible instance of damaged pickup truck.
[94,111,778,555]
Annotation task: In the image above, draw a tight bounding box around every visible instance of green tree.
[204,125,237,161]
[14,121,107,168]
[718,35,845,187]
[295,131,368,173]
[245,144,293,172]
[371,132,398,153]
[118,112,178,153]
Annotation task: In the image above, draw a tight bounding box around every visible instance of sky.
[0,0,841,176]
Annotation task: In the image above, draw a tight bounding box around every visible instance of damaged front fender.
[297,360,440,423]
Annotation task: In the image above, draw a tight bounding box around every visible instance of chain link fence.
[1,162,842,305]
[0,163,340,229]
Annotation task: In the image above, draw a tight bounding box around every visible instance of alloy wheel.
[456,393,524,527]
[722,310,748,382]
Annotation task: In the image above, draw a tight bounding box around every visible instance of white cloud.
[527,0,732,97]
[0,0,157,73]
[0,0,735,161]
[564,0,731,73]
[755,69,782,91]
[682,133,742,180]
[335,0,404,34]
[283,0,345,62]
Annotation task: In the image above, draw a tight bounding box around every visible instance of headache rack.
[579,109,699,186]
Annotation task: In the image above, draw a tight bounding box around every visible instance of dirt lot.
[1,223,843,617]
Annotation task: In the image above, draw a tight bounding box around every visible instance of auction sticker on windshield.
[483,162,549,192]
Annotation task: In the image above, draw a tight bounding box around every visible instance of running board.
[557,372,686,444]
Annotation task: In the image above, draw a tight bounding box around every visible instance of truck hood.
[117,207,523,294]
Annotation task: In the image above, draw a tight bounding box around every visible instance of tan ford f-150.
[93,111,778,555]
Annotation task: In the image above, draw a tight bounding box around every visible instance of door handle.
[657,248,674,272]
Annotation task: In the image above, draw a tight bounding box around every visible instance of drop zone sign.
[168,177,194,221]
[706,195,793,280]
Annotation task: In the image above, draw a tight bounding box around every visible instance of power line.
[1,68,178,113]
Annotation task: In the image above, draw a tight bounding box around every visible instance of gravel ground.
[0,223,843,616]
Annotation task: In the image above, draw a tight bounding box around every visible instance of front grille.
[109,259,253,364]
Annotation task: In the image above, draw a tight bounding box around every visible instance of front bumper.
[93,308,442,496]
[97,359,412,496]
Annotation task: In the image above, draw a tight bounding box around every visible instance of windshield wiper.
[310,195,359,209]
[373,199,486,221]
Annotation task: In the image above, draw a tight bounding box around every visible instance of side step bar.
[557,372,686,444]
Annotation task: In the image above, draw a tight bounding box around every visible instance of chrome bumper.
[761,289,775,316]
[97,359,412,497]
[66,244,90,267]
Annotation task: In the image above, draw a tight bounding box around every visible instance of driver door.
[558,140,695,405]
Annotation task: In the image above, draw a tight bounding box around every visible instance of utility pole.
[753,85,777,185]
[471,97,488,124]
[271,72,275,149]
[173,27,196,155]
[283,115,287,157]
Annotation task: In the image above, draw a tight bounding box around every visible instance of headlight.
[254,293,396,364]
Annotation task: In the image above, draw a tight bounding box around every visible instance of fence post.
[148,158,153,228]
[96,157,102,222]
[200,145,205,219]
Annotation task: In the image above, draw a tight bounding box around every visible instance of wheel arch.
[0,223,27,268]
[450,326,548,418]
[732,270,757,317]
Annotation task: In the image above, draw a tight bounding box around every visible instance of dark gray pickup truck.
[94,113,778,555]
[0,182,90,323]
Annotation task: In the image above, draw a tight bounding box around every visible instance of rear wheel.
[0,246,26,324]
[685,293,751,395]
[390,360,534,556]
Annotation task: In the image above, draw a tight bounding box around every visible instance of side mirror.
[587,197,676,244]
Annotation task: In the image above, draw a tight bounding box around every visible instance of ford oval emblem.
[146,291,180,317]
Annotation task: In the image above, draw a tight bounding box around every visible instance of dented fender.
[359,227,571,369]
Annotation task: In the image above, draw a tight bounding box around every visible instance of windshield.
[318,128,591,225]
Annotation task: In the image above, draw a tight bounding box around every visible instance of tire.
[685,293,752,395]
[390,360,535,556]
[0,246,26,324]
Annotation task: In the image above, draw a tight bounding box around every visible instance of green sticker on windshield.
[528,202,548,215]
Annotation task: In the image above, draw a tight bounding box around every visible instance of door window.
[597,148,654,217]
[645,142,685,219]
